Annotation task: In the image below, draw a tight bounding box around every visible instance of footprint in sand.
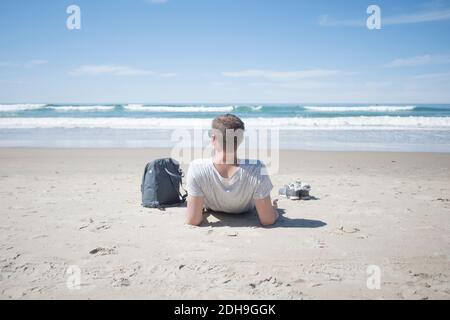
[89,247,117,256]
[316,240,326,248]
[248,275,303,299]
[79,217,94,229]
[225,231,238,237]
[95,223,112,231]
[337,226,360,234]
[112,278,130,287]
[79,218,112,232]
[110,261,142,287]
[31,234,48,239]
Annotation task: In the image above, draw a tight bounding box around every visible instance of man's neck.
[213,150,238,166]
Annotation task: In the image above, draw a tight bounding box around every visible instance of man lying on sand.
[185,114,279,226]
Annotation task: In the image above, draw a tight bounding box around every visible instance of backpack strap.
[164,168,188,203]
[176,168,188,202]
[179,171,188,203]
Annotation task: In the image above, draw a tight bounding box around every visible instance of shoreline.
[1,146,450,154]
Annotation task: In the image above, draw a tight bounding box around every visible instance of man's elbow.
[259,216,277,226]
[185,215,203,226]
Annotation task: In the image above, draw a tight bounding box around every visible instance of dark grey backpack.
[141,158,187,208]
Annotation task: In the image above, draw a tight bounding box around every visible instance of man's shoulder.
[240,159,265,171]
[190,158,211,166]
[239,159,264,168]
[188,158,212,173]
[240,159,269,176]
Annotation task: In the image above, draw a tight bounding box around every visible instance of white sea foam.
[304,106,416,112]
[124,104,145,109]
[123,105,235,112]
[1,116,449,130]
[0,104,47,112]
[240,105,263,111]
[46,106,115,112]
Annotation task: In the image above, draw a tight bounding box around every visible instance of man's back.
[185,114,279,226]
[187,158,273,214]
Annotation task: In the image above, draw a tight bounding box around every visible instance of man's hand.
[255,196,279,226]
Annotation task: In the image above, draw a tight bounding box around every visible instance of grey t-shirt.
[186,158,273,214]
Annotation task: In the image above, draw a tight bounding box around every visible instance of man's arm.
[255,196,279,226]
[186,195,205,226]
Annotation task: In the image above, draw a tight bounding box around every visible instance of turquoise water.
[1,103,449,151]
[1,103,449,119]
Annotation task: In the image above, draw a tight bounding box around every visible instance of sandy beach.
[0,148,449,300]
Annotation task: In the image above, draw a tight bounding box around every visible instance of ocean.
[1,103,449,152]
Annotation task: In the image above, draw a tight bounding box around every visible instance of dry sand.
[0,148,449,299]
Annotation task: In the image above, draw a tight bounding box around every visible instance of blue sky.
[0,0,450,104]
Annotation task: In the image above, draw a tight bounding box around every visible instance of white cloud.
[69,65,178,78]
[318,15,364,27]
[70,65,155,76]
[319,8,450,27]
[221,69,340,81]
[385,54,450,67]
[384,9,450,25]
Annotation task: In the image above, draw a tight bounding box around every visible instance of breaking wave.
[123,105,235,113]
[304,106,416,112]
[0,104,47,112]
[1,116,449,130]
[47,106,115,112]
